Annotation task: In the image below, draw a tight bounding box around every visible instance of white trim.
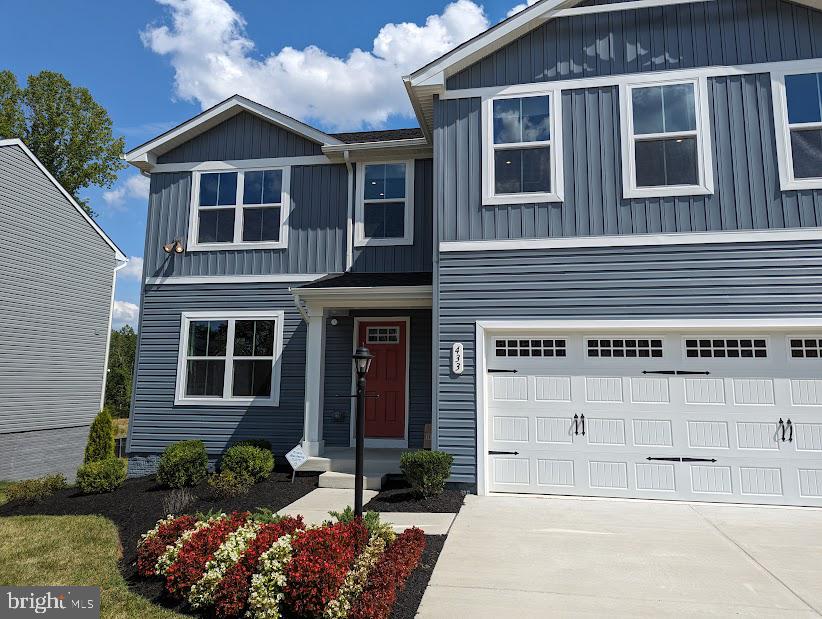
[619,76,714,198]
[344,151,354,270]
[293,285,433,310]
[439,227,822,252]
[187,166,290,252]
[771,67,822,191]
[146,273,327,285]
[174,310,285,407]
[150,155,331,174]
[303,309,327,457]
[475,321,487,496]
[354,161,415,247]
[0,139,127,262]
[323,138,429,153]
[351,317,411,448]
[481,91,564,205]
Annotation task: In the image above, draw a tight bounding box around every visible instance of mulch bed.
[364,477,466,513]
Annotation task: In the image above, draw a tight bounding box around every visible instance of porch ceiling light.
[353,346,374,377]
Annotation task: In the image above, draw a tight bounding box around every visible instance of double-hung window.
[620,78,713,198]
[772,70,822,190]
[482,92,563,205]
[175,311,284,406]
[355,161,414,246]
[190,167,289,250]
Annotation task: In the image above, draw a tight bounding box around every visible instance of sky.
[1,0,535,328]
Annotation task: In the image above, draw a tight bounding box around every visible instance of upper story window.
[355,161,414,246]
[772,70,822,190]
[620,78,713,199]
[482,92,563,205]
[189,167,289,251]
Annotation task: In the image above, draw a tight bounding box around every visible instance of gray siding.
[0,425,88,481]
[436,241,822,483]
[0,144,114,441]
[322,310,432,447]
[158,111,323,163]
[145,164,347,278]
[127,282,307,457]
[447,0,822,89]
[351,159,434,273]
[435,74,822,242]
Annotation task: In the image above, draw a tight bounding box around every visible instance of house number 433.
[451,342,464,375]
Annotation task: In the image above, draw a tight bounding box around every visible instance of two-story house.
[127,0,822,507]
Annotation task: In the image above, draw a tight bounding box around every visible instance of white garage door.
[484,328,822,506]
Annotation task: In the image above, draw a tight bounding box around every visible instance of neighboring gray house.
[127,0,822,507]
[0,139,127,480]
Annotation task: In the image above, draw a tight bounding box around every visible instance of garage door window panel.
[586,338,663,358]
[495,338,566,357]
[685,338,767,359]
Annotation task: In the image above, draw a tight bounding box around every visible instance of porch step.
[319,471,386,491]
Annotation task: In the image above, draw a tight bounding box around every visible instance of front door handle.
[779,418,785,442]
[574,414,579,436]
[580,414,586,436]
[787,419,793,443]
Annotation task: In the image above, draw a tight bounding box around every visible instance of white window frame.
[188,166,290,251]
[174,310,285,406]
[772,64,822,191]
[354,161,414,247]
[619,76,714,199]
[481,90,564,205]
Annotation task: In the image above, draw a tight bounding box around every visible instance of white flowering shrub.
[155,515,224,575]
[246,534,296,619]
[323,535,387,619]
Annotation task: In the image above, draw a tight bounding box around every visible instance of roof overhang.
[124,95,344,173]
[292,285,433,317]
[322,137,432,162]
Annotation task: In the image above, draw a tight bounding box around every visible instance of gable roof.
[124,94,344,172]
[0,139,127,262]
[331,128,424,144]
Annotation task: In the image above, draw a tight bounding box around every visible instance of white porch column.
[302,307,326,457]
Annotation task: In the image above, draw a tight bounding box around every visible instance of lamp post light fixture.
[352,345,374,516]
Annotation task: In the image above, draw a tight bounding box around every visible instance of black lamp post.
[352,345,374,516]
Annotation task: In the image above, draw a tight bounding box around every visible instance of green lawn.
[0,515,182,619]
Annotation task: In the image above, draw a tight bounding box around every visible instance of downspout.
[344,150,354,271]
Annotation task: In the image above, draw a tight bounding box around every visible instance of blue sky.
[1,0,529,327]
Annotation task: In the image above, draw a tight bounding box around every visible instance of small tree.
[84,408,115,464]
[105,325,137,417]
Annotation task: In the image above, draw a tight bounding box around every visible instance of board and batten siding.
[145,164,347,278]
[0,143,116,479]
[322,310,432,447]
[127,282,307,459]
[435,74,822,242]
[446,0,822,90]
[351,159,434,273]
[436,241,822,483]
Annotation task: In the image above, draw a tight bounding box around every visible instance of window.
[482,92,563,205]
[176,311,284,406]
[789,338,822,359]
[684,338,767,359]
[620,78,713,198]
[190,167,289,250]
[367,326,400,344]
[494,338,567,358]
[355,161,414,246]
[587,338,663,358]
[773,70,822,190]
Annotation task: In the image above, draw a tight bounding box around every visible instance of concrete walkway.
[417,495,822,617]
[277,488,456,534]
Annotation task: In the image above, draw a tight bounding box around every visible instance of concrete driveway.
[417,495,822,617]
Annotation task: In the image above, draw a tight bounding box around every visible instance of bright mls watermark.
[1,587,99,618]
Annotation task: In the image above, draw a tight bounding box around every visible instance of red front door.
[358,320,407,439]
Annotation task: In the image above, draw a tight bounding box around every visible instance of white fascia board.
[124,95,343,169]
[323,138,432,163]
[145,273,327,285]
[791,0,822,9]
[0,139,127,262]
[476,318,822,332]
[292,285,433,309]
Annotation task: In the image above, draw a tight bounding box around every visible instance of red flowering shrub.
[137,515,197,577]
[165,512,249,598]
[282,520,369,617]
[212,516,304,618]
[349,527,426,619]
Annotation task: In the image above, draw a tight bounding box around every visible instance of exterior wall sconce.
[163,239,185,254]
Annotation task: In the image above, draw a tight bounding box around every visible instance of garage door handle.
[779,418,785,442]
[580,414,586,436]
[489,451,520,455]
[787,419,793,442]
[574,414,579,435]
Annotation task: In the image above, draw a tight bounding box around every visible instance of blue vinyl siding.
[447,0,822,90]
[436,241,822,483]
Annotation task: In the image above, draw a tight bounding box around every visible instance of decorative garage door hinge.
[489,450,520,455]
[646,457,717,463]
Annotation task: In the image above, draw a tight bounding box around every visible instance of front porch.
[291,272,433,490]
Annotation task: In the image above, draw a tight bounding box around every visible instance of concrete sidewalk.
[417,494,822,617]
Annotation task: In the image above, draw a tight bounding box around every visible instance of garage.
[479,321,822,506]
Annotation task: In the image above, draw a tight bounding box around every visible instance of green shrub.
[400,450,454,499]
[207,470,252,499]
[6,474,67,503]
[76,458,126,494]
[156,440,209,488]
[84,408,115,464]
[329,506,393,540]
[233,439,272,451]
[220,444,274,483]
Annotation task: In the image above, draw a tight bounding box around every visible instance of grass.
[0,515,182,619]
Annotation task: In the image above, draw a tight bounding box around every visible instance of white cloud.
[103,174,151,208]
[112,300,140,329]
[507,0,539,17]
[117,257,144,281]
[142,0,490,129]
